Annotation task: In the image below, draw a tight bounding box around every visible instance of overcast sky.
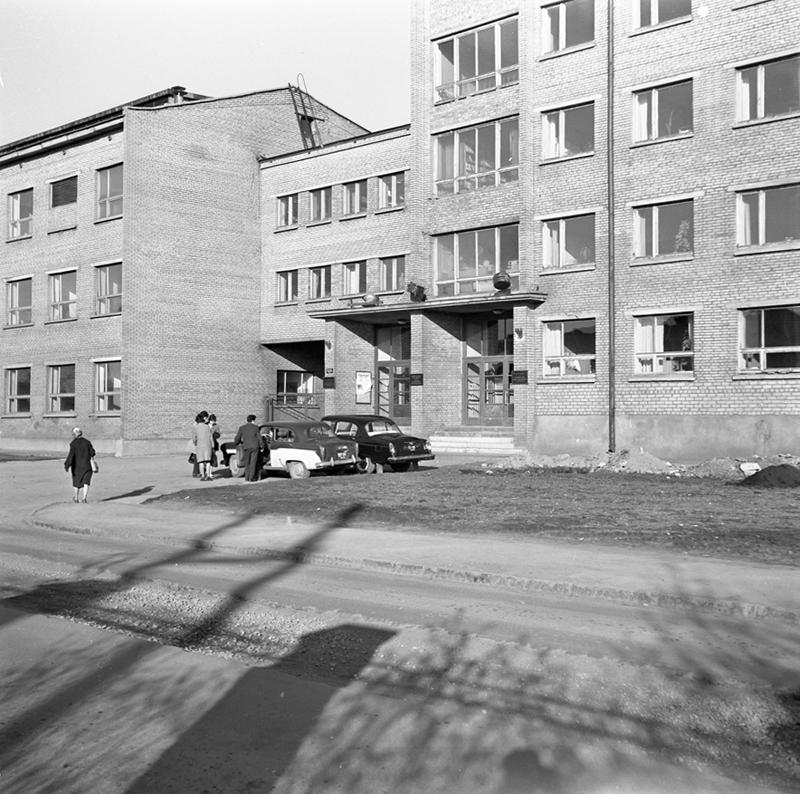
[0,0,411,146]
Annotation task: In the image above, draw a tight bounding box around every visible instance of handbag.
[188,453,197,464]
[91,459,100,473]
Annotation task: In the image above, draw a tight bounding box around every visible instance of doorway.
[463,316,514,425]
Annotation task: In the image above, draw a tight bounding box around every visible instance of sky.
[0,0,411,146]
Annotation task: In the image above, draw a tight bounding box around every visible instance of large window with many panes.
[435,118,518,196]
[49,271,77,321]
[435,17,519,102]
[634,313,694,374]
[48,364,75,413]
[97,164,123,220]
[435,224,519,296]
[95,360,121,411]
[737,185,800,248]
[542,0,594,54]
[543,319,596,377]
[740,305,800,372]
[6,277,32,326]
[8,189,33,239]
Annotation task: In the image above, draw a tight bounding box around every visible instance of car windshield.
[365,420,402,436]
[306,424,337,440]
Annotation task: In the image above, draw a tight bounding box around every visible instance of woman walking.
[65,427,96,503]
[192,412,214,481]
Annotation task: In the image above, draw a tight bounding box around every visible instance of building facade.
[4,0,800,462]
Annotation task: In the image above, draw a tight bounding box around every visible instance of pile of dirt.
[683,458,746,480]
[604,448,678,475]
[738,464,800,489]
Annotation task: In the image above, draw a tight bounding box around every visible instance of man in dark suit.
[234,414,265,482]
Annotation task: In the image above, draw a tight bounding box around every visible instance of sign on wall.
[511,370,529,385]
[323,377,335,389]
[410,373,424,386]
[355,371,373,404]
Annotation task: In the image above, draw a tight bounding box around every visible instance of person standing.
[65,427,96,503]
[208,413,221,469]
[234,414,264,483]
[192,412,214,481]
[190,410,209,477]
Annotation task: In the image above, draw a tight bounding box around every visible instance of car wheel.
[355,456,376,474]
[288,460,310,479]
[229,454,246,478]
[391,462,411,473]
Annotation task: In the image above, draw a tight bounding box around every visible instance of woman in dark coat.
[64,427,96,503]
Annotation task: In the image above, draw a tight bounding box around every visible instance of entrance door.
[463,317,514,425]
[376,325,411,423]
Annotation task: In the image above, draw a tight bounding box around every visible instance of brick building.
[261,0,800,463]
[5,0,800,462]
[1,86,366,453]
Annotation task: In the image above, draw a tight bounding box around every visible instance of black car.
[322,414,435,473]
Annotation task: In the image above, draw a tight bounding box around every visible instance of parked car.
[322,414,435,473]
[221,421,358,479]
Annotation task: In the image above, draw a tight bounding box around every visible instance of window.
[277,371,315,404]
[633,200,693,257]
[96,264,122,315]
[737,185,800,247]
[543,214,596,268]
[740,305,800,372]
[8,189,33,239]
[95,360,121,411]
[634,313,694,373]
[97,164,123,219]
[49,271,77,321]
[277,270,299,302]
[277,194,298,227]
[435,118,519,196]
[48,364,75,412]
[310,187,332,222]
[309,265,331,299]
[435,17,519,102]
[343,180,367,216]
[51,176,77,207]
[343,261,367,295]
[635,0,692,29]
[543,319,596,376]
[436,224,519,296]
[7,278,32,325]
[543,0,594,54]
[6,367,31,413]
[633,81,693,141]
[380,256,406,291]
[379,173,405,209]
[738,55,800,122]
[543,103,594,159]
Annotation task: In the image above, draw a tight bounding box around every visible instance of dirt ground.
[150,456,800,567]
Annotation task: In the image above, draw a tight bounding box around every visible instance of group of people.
[190,411,221,481]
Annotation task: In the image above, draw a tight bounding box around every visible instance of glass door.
[376,326,411,423]
[463,317,514,425]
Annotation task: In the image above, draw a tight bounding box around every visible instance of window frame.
[633,199,694,258]
[96,164,123,221]
[8,188,33,239]
[310,187,332,223]
[308,265,332,300]
[5,366,32,414]
[632,80,693,142]
[542,0,595,55]
[277,270,299,302]
[739,305,800,373]
[736,184,800,248]
[542,318,597,377]
[95,263,122,316]
[543,214,596,269]
[47,363,76,413]
[51,176,78,208]
[379,256,406,291]
[378,172,406,209]
[434,17,519,103]
[6,277,33,326]
[48,270,78,322]
[277,370,315,404]
[633,313,694,374]
[542,102,595,160]
[343,261,367,295]
[737,54,800,122]
[95,359,122,412]
[434,117,519,196]
[342,180,368,217]
[277,194,298,228]
[634,0,693,30]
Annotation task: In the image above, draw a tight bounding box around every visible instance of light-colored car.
[221,420,358,479]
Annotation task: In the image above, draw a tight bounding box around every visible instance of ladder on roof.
[289,76,324,150]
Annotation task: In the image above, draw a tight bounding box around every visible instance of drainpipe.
[606,0,616,453]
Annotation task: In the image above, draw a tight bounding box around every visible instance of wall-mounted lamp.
[493,271,512,291]
[515,328,524,340]
[325,339,333,350]
[361,293,381,307]
[407,282,427,302]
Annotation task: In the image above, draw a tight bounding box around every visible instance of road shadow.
[101,486,155,502]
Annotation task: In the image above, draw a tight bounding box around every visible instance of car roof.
[261,420,329,429]
[322,414,387,422]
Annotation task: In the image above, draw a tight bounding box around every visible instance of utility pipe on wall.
[606,0,617,453]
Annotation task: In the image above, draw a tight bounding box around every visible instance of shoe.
[73,497,79,503]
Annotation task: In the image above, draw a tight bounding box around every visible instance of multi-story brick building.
[0,86,366,453]
[5,0,800,462]
[261,0,800,463]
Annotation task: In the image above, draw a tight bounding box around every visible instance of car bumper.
[388,454,436,463]
[315,455,358,469]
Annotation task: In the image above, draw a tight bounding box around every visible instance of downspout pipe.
[606,0,616,453]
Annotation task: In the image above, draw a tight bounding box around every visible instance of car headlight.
[424,441,431,453]
[389,443,396,456]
